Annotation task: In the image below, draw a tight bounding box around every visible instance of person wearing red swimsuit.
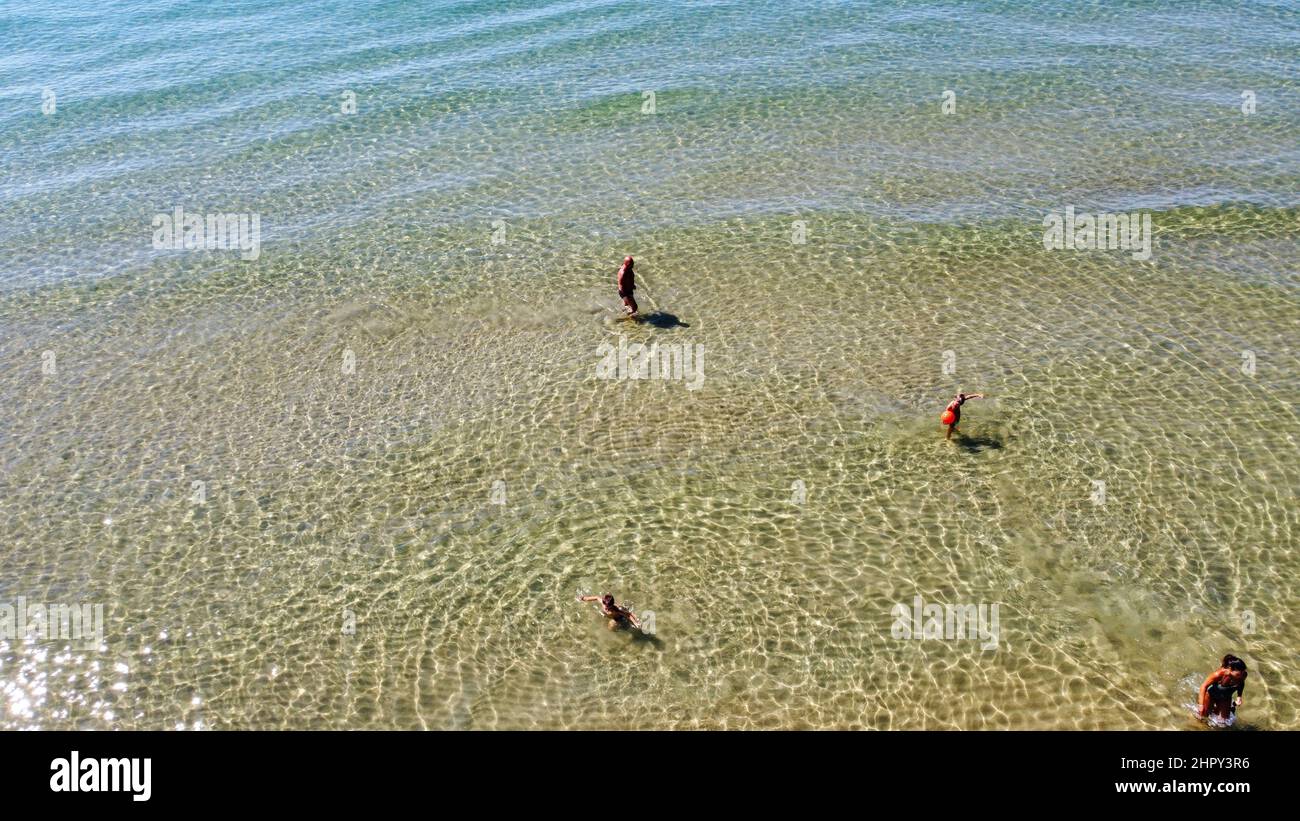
[942,392,984,440]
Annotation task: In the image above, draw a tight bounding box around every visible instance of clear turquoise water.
[0,1,1297,729]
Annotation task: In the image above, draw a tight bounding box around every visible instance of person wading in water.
[616,255,638,317]
[941,392,985,440]
[577,593,643,631]
[1198,654,1248,723]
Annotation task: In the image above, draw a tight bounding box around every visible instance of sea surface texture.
[0,0,1297,729]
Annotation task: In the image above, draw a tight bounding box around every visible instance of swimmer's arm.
[966,393,985,400]
[611,604,639,627]
[577,595,600,603]
[1197,673,1217,716]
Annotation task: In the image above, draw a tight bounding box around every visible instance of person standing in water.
[941,392,984,440]
[577,593,642,631]
[616,255,638,316]
[1199,654,1248,723]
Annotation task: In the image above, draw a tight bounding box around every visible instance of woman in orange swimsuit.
[942,392,984,440]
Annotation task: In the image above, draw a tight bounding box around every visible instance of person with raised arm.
[941,392,984,440]
[577,593,642,631]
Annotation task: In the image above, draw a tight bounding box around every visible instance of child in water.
[942,392,985,440]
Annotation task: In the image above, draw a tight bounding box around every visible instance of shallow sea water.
[0,0,1297,728]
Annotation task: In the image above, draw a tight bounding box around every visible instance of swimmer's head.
[623,256,634,268]
[602,594,615,608]
[1222,655,1247,672]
